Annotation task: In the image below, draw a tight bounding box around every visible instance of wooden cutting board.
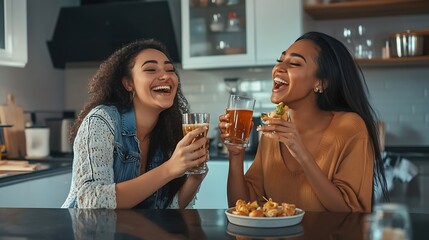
[0,94,26,158]
[0,160,40,171]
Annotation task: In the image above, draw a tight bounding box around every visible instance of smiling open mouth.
[273,77,288,89]
[152,85,171,93]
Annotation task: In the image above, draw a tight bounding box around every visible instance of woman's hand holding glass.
[167,127,209,177]
[218,114,247,157]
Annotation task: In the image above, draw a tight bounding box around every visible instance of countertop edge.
[0,160,72,188]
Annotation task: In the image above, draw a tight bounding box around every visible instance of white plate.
[225,207,305,228]
[226,222,304,238]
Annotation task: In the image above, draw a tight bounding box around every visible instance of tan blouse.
[245,111,374,212]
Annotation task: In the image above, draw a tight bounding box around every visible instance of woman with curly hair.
[62,39,208,209]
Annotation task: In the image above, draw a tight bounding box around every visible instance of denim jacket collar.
[121,107,137,137]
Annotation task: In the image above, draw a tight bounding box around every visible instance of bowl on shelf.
[389,30,425,57]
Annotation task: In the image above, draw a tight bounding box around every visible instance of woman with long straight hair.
[219,31,388,212]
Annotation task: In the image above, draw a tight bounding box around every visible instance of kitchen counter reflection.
[0,208,428,240]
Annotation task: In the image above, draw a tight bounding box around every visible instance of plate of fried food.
[225,198,305,228]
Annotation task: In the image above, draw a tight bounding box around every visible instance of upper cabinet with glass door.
[0,0,27,67]
[181,0,302,69]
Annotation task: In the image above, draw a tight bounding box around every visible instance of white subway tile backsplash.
[372,103,413,116]
[181,84,204,93]
[412,105,429,115]
[399,114,426,123]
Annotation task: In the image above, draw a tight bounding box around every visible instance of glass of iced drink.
[182,112,210,174]
[224,95,256,147]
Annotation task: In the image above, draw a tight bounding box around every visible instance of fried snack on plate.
[248,209,264,217]
[248,200,259,211]
[262,198,278,212]
[281,203,297,216]
[231,197,298,218]
[232,199,250,216]
[264,208,281,217]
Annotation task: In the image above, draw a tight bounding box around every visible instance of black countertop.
[0,208,427,240]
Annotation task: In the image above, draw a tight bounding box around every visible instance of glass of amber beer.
[182,112,210,174]
[224,95,256,147]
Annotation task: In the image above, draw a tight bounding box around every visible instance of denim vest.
[96,105,171,209]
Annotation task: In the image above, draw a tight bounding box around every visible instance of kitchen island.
[0,208,428,239]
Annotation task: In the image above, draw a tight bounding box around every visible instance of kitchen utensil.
[0,94,26,158]
[389,30,424,57]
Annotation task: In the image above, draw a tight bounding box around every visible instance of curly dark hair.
[70,38,190,207]
[296,32,389,204]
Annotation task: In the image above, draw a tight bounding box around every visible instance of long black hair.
[296,31,389,203]
[71,39,189,207]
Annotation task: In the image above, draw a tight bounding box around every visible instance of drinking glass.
[182,113,210,174]
[369,203,412,240]
[224,95,256,147]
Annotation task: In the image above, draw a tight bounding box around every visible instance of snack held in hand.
[231,198,297,217]
[261,102,285,124]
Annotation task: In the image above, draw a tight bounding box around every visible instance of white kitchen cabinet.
[0,0,27,67]
[194,159,253,209]
[181,0,302,69]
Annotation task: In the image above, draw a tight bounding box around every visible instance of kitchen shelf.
[304,0,429,20]
[356,55,429,67]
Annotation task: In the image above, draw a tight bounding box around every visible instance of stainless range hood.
[47,1,180,69]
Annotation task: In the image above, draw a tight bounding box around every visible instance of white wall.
[0,0,78,118]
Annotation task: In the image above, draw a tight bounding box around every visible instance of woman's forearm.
[227,154,249,207]
[115,165,175,209]
[299,155,351,212]
[177,174,206,208]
